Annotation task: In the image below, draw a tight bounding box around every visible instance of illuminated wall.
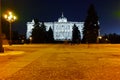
[26,14,84,41]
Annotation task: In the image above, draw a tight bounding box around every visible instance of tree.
[83,4,100,43]
[39,22,47,43]
[12,31,19,40]
[12,31,19,43]
[31,19,41,43]
[47,27,54,43]
[103,33,120,43]
[72,24,81,43]
[32,21,47,43]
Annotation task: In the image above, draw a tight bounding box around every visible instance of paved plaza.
[0,44,120,80]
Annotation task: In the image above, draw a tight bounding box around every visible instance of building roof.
[58,13,67,22]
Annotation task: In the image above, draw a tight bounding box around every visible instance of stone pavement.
[0,51,44,79]
[0,44,47,79]
[0,44,120,80]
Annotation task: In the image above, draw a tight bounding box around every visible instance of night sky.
[2,0,120,35]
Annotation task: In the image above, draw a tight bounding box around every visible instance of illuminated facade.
[26,13,84,41]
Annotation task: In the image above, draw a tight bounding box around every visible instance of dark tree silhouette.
[33,18,39,27]
[83,4,100,43]
[11,31,25,44]
[31,19,40,43]
[32,21,47,43]
[103,33,120,43]
[47,27,54,43]
[11,31,19,44]
[12,31,19,40]
[72,24,81,43]
[39,22,47,43]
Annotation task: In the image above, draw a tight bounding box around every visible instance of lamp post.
[97,36,102,43]
[0,0,4,52]
[4,11,17,45]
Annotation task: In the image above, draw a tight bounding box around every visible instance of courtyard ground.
[0,44,120,80]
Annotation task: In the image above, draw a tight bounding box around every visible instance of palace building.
[26,13,84,41]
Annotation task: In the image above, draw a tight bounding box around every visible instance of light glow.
[98,36,102,39]
[14,16,17,20]
[4,14,7,19]
[3,11,17,22]
[9,12,12,15]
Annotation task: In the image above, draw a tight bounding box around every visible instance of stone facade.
[26,14,84,41]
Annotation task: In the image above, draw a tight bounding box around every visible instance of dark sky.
[2,0,120,35]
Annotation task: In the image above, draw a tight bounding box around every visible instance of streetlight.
[4,11,17,45]
[0,0,4,52]
[29,36,32,44]
[97,36,102,43]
